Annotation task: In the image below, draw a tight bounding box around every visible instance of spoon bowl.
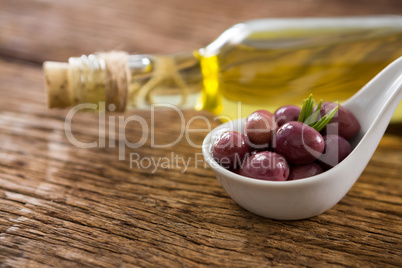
[202,57,402,220]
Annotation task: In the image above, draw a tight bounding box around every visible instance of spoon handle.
[343,57,402,134]
[331,57,402,204]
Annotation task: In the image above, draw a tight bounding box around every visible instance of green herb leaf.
[298,99,307,122]
[298,94,338,132]
[311,106,339,132]
[298,94,314,123]
[304,96,315,125]
[309,100,322,126]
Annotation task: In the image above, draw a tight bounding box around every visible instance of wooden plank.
[1,0,402,266]
[0,57,401,267]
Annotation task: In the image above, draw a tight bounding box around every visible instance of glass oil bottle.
[44,16,402,121]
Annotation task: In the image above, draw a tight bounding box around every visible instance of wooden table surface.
[1,0,401,267]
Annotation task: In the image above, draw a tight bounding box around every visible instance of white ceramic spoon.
[202,57,402,220]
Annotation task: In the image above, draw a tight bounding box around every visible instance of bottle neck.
[44,51,203,112]
[125,52,203,110]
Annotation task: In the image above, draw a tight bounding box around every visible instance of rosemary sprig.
[298,94,338,132]
[298,94,313,123]
[311,106,339,132]
[297,99,306,122]
[309,100,322,125]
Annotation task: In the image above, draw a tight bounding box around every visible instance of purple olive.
[288,163,323,181]
[244,109,278,148]
[320,102,361,140]
[274,105,302,127]
[317,134,352,170]
[212,131,251,170]
[239,151,289,181]
[275,121,325,165]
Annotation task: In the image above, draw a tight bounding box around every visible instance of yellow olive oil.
[197,22,402,121]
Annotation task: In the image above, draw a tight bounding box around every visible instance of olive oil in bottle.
[197,16,402,121]
[44,16,402,121]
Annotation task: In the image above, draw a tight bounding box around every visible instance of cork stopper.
[43,52,129,111]
[43,61,72,108]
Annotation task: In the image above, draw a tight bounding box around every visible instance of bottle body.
[197,16,402,120]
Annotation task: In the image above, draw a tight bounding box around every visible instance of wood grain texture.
[2,0,402,62]
[1,0,402,267]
